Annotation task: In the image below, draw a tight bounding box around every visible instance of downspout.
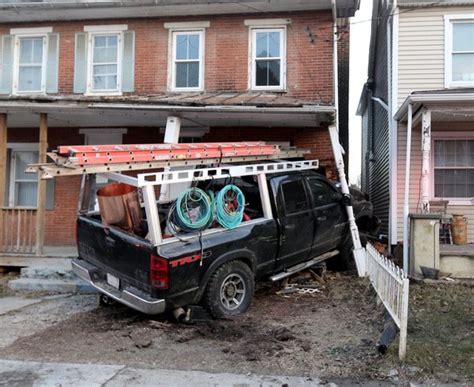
[402,102,413,273]
[332,0,339,130]
[389,0,399,247]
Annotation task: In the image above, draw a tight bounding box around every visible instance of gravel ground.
[0,271,472,384]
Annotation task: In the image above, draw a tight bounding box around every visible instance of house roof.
[0,92,331,109]
[398,0,474,7]
[0,93,335,129]
[394,89,474,122]
[0,0,360,23]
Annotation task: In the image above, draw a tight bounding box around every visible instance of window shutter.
[121,31,135,92]
[73,33,88,93]
[46,33,59,94]
[0,35,13,95]
[46,180,55,210]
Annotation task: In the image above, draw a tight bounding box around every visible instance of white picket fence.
[365,243,410,360]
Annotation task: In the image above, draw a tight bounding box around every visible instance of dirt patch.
[0,274,471,383]
[0,270,19,298]
[1,274,386,381]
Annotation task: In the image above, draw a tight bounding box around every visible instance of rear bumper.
[72,258,166,315]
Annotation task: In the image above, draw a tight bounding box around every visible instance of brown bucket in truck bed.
[97,183,141,232]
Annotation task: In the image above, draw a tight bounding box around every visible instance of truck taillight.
[150,255,169,289]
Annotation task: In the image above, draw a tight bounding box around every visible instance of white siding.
[397,6,474,107]
[396,122,474,243]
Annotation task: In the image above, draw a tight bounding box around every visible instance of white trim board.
[10,27,52,35]
[244,19,291,26]
[84,24,128,32]
[164,21,210,29]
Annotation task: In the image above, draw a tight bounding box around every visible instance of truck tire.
[204,260,254,319]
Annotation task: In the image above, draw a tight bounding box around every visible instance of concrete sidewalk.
[0,359,321,386]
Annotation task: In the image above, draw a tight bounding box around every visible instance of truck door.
[272,174,315,270]
[306,176,346,256]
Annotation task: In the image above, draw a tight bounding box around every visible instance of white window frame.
[12,33,48,95]
[249,26,287,91]
[85,29,125,96]
[444,14,474,88]
[168,29,205,92]
[6,143,39,209]
[431,131,474,205]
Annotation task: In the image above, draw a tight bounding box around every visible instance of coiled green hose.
[170,188,214,232]
[215,185,245,229]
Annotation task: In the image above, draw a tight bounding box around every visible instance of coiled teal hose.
[215,185,245,229]
[172,188,214,232]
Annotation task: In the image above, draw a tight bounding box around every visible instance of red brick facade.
[0,11,334,101]
[1,11,344,247]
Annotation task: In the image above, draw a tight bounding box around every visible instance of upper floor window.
[445,15,474,87]
[165,21,209,92]
[16,36,46,93]
[171,31,204,91]
[0,27,59,96]
[247,21,288,91]
[74,25,135,95]
[90,34,120,92]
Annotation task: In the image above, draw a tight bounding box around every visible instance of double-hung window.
[171,31,204,91]
[434,139,474,199]
[249,26,286,90]
[445,15,474,87]
[16,36,46,93]
[90,33,121,93]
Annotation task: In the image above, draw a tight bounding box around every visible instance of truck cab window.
[307,178,335,207]
[281,179,309,214]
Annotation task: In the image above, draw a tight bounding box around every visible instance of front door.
[272,174,315,270]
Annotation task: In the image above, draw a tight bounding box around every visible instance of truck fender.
[195,249,257,301]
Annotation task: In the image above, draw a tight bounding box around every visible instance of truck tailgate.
[77,215,154,292]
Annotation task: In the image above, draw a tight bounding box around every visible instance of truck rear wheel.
[204,260,254,318]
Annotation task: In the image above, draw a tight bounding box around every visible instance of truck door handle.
[285,224,296,231]
[105,236,115,247]
[317,216,327,222]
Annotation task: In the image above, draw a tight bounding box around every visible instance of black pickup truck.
[73,169,378,318]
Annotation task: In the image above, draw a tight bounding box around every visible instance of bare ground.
[0,272,472,384]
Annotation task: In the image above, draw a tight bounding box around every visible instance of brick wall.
[5,125,333,246]
[0,11,334,103]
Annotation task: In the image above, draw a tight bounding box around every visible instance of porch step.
[8,265,97,294]
[8,278,96,293]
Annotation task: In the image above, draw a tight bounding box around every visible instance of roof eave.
[394,92,474,121]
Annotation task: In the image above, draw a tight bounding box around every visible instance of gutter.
[394,93,474,121]
[88,103,336,115]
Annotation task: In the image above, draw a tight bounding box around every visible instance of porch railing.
[0,208,36,254]
[366,243,409,360]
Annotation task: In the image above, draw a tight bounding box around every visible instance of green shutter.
[0,35,13,95]
[122,31,135,92]
[73,33,88,93]
[46,33,59,94]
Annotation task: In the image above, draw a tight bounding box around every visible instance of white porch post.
[402,103,413,273]
[159,116,181,201]
[421,108,431,213]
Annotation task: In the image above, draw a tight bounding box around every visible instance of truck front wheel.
[204,260,254,318]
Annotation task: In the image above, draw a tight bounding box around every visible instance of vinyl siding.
[396,122,474,243]
[397,6,474,107]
